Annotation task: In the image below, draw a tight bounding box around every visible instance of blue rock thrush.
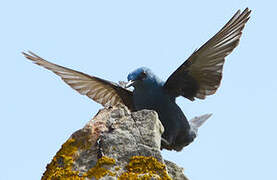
[23,8,251,151]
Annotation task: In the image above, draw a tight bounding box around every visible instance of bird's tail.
[189,113,212,133]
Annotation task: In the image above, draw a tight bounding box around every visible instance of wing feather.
[164,8,251,100]
[23,51,134,110]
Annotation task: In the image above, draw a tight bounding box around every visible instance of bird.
[23,8,251,151]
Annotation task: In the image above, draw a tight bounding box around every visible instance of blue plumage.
[23,8,250,151]
[127,67,196,151]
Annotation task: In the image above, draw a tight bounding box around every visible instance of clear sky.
[1,1,276,180]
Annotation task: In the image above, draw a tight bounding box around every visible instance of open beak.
[125,80,135,88]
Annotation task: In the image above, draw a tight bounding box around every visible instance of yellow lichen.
[42,137,170,180]
[115,166,121,171]
[41,138,116,180]
[83,156,116,179]
[41,138,82,180]
[119,156,172,180]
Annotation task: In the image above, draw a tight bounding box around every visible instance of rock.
[41,105,188,180]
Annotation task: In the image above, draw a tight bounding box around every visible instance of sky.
[1,1,276,180]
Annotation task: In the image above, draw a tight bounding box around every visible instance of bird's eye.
[139,71,147,80]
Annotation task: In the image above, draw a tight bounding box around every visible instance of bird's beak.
[125,80,135,88]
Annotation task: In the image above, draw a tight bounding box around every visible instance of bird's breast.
[133,87,167,110]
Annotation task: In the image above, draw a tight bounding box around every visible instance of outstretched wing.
[23,51,134,110]
[163,8,251,101]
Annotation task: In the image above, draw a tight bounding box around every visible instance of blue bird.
[23,8,251,151]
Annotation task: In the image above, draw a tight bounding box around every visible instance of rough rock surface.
[42,105,188,180]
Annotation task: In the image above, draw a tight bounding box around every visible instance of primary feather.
[22,51,134,110]
[164,8,251,101]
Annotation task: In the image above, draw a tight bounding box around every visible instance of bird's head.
[126,67,160,89]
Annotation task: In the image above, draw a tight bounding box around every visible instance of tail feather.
[189,113,212,132]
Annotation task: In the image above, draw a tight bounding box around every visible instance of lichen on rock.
[41,105,188,180]
[119,156,172,180]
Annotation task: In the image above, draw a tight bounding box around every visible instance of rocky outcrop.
[41,105,188,180]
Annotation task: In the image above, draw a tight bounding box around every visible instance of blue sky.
[1,1,276,179]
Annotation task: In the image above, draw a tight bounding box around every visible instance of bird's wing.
[163,8,251,101]
[23,51,134,110]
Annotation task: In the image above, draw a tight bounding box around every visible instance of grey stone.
[42,105,189,180]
